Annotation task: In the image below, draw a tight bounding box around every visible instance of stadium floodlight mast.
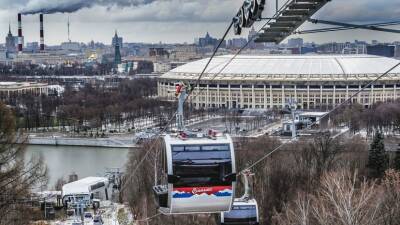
[233,0,266,35]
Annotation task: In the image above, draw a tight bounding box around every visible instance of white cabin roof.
[232,198,258,206]
[62,177,108,197]
[165,133,232,146]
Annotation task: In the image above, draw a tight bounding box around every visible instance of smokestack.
[40,14,45,52]
[18,13,23,53]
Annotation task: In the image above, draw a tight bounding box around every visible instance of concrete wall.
[28,136,135,148]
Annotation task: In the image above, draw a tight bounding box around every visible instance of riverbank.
[27,135,136,148]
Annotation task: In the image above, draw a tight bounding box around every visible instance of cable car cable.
[123,3,398,195]
[127,0,290,178]
[162,1,389,112]
[237,61,400,176]
[122,0,400,217]
[121,0,294,193]
[122,0,354,199]
[187,2,289,102]
[120,21,235,193]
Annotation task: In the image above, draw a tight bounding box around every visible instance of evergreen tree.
[393,145,400,171]
[367,131,389,178]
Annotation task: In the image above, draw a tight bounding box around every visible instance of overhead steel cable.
[119,0,400,220]
[120,0,296,195]
[123,7,294,212]
[189,0,293,101]
[238,61,400,176]
[119,21,235,195]
[119,20,236,225]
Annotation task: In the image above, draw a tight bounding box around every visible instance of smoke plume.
[21,0,155,15]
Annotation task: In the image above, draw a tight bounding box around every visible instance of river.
[24,145,132,188]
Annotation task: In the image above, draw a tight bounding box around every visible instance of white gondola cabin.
[153,131,237,214]
[220,199,259,225]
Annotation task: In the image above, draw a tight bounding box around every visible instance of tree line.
[331,100,400,135]
[0,63,114,76]
[5,78,176,134]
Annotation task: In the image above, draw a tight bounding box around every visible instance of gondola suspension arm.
[240,169,254,201]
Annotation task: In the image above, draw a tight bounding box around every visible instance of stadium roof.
[161,55,400,82]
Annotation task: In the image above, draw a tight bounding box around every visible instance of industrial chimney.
[18,13,23,53]
[40,14,44,52]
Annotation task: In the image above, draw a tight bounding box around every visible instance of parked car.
[93,215,104,225]
[84,212,93,219]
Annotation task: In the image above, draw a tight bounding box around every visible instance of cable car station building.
[158,55,400,110]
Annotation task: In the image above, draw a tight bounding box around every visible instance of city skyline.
[0,0,400,45]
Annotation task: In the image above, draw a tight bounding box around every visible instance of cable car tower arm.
[294,21,400,34]
[308,19,400,34]
[176,83,188,131]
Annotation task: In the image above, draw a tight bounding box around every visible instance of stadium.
[158,55,400,110]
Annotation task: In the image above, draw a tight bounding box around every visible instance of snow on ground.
[50,201,134,225]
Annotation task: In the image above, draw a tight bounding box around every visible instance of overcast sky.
[0,0,399,45]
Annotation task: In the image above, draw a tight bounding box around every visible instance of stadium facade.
[158,55,400,110]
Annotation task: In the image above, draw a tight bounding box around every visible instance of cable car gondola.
[220,170,259,225]
[153,83,237,214]
[221,199,259,225]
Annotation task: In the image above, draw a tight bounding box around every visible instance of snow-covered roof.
[299,112,328,117]
[161,55,400,82]
[62,177,108,197]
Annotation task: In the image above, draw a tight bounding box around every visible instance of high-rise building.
[112,30,123,48]
[5,24,16,54]
[248,26,257,40]
[367,44,396,58]
[149,47,170,58]
[171,45,198,61]
[198,32,219,47]
[114,32,122,66]
[61,42,81,51]
[26,42,39,52]
[228,38,247,49]
[248,26,260,49]
[288,38,304,48]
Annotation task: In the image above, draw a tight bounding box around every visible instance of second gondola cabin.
[220,199,259,225]
[154,131,237,214]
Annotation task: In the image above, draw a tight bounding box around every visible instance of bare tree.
[377,170,400,225]
[274,170,380,225]
[273,193,311,225]
[0,102,47,225]
[316,171,379,225]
